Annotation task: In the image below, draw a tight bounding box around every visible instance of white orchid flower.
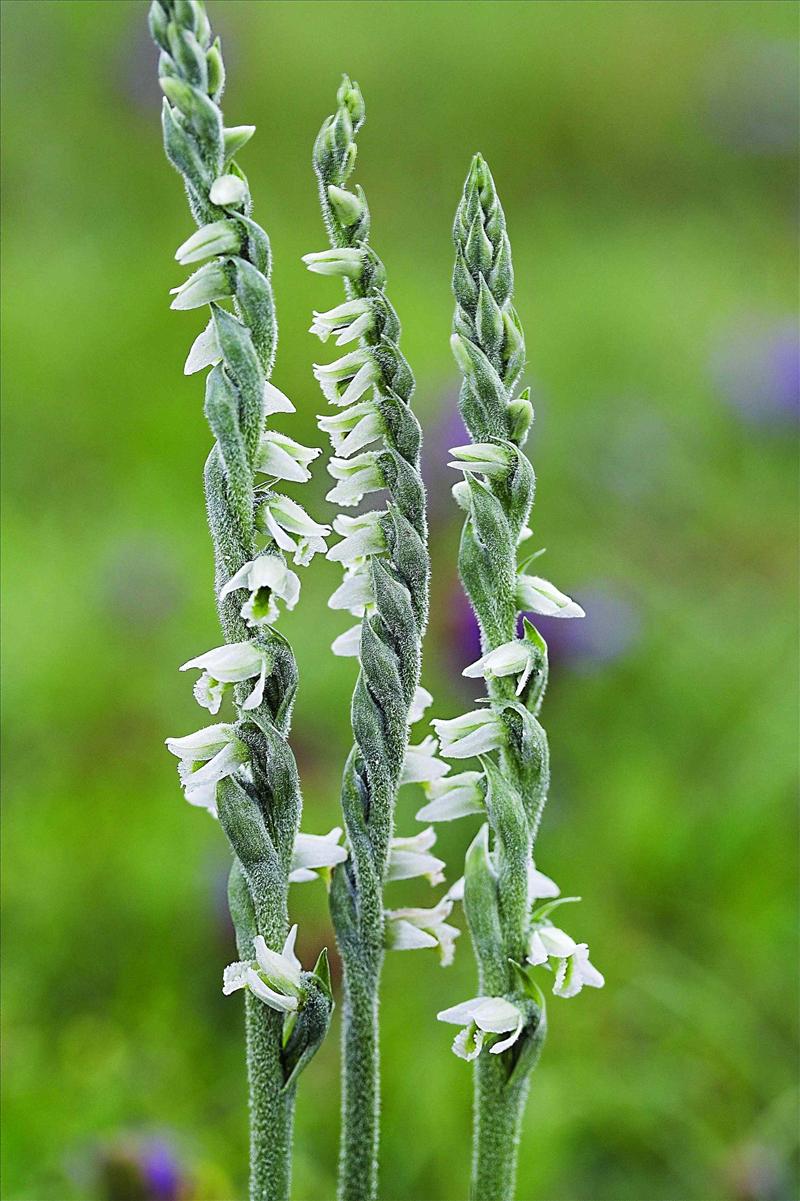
[527,924,577,966]
[447,442,514,477]
[432,709,504,759]
[386,896,460,966]
[256,431,321,483]
[529,861,560,900]
[223,925,303,1011]
[313,348,379,408]
[309,297,374,345]
[463,640,538,695]
[165,723,248,816]
[262,380,296,416]
[326,452,384,507]
[386,827,445,886]
[416,771,485,822]
[302,247,365,279]
[257,494,330,566]
[331,623,363,657]
[400,736,450,786]
[408,686,433,725]
[515,574,585,619]
[175,219,241,266]
[289,828,349,883]
[184,318,222,375]
[437,996,524,1061]
[318,401,383,458]
[220,555,300,629]
[329,566,374,617]
[553,943,605,999]
[180,641,270,713]
[327,511,385,565]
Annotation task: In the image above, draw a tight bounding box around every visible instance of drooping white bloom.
[416,771,485,823]
[327,511,385,565]
[165,723,248,816]
[223,925,303,1011]
[184,318,222,375]
[408,686,433,725]
[516,574,585,619]
[432,709,504,759]
[318,401,383,458]
[463,640,538,695]
[309,298,373,346]
[386,827,445,886]
[553,943,605,999]
[209,173,248,207]
[220,555,301,629]
[256,431,322,483]
[326,452,384,507]
[529,861,560,900]
[313,348,379,408]
[289,828,349,883]
[257,494,330,565]
[437,995,524,1061]
[180,641,270,714]
[448,442,514,477]
[329,566,374,617]
[263,380,296,416]
[527,924,577,966]
[175,219,240,266]
[302,247,365,279]
[170,260,232,310]
[331,623,362,657]
[386,896,460,966]
[400,736,450,785]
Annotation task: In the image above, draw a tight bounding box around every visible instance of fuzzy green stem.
[471,1062,528,1201]
[339,959,381,1201]
[247,1001,295,1201]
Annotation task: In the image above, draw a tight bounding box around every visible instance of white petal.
[388,920,439,951]
[263,381,296,415]
[437,997,490,1025]
[292,829,348,872]
[165,723,234,761]
[332,624,362,657]
[539,926,577,958]
[529,864,560,899]
[184,319,221,374]
[253,934,303,993]
[245,967,299,1012]
[472,997,523,1034]
[408,686,433,725]
[489,1016,523,1055]
[222,961,249,994]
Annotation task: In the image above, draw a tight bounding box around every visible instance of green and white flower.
[310,297,374,345]
[220,555,301,629]
[165,723,248,816]
[290,828,349,883]
[448,442,514,478]
[329,566,374,617]
[169,260,232,310]
[553,943,605,999]
[463,639,539,695]
[175,219,241,266]
[256,431,322,483]
[432,709,505,759]
[223,925,303,1012]
[318,401,383,458]
[437,995,525,1061]
[263,380,297,416]
[313,348,380,408]
[408,686,433,725]
[302,246,366,279]
[326,511,386,565]
[527,923,577,966]
[386,896,460,966]
[400,736,450,785]
[331,624,362,658]
[416,770,485,822]
[528,861,560,899]
[386,827,446,886]
[326,452,385,507]
[180,641,271,713]
[515,574,585,619]
[257,493,330,565]
[184,318,222,375]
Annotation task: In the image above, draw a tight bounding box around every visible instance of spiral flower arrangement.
[150,6,602,1198]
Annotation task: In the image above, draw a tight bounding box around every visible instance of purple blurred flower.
[712,319,800,428]
[141,1139,182,1201]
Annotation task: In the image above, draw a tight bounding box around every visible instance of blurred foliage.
[1,2,797,1199]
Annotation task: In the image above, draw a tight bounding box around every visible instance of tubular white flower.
[516,574,585,619]
[326,452,385,507]
[318,402,383,458]
[386,827,446,886]
[432,709,505,759]
[448,442,514,477]
[256,431,322,483]
[313,349,380,408]
[331,624,362,657]
[553,943,605,998]
[329,566,374,616]
[263,380,296,416]
[437,996,524,1061]
[527,924,577,966]
[184,318,222,375]
[529,862,560,900]
[180,641,271,713]
[169,260,232,310]
[386,897,460,966]
[408,686,433,725]
[326,511,386,565]
[257,494,330,566]
[223,925,304,1012]
[302,247,366,278]
[165,723,248,816]
[400,736,450,785]
[289,828,349,883]
[209,173,248,207]
[175,219,241,265]
[416,770,485,823]
[220,555,301,629]
[463,640,538,695]
[309,298,374,345]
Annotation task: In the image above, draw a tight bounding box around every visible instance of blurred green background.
[2,2,798,1199]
